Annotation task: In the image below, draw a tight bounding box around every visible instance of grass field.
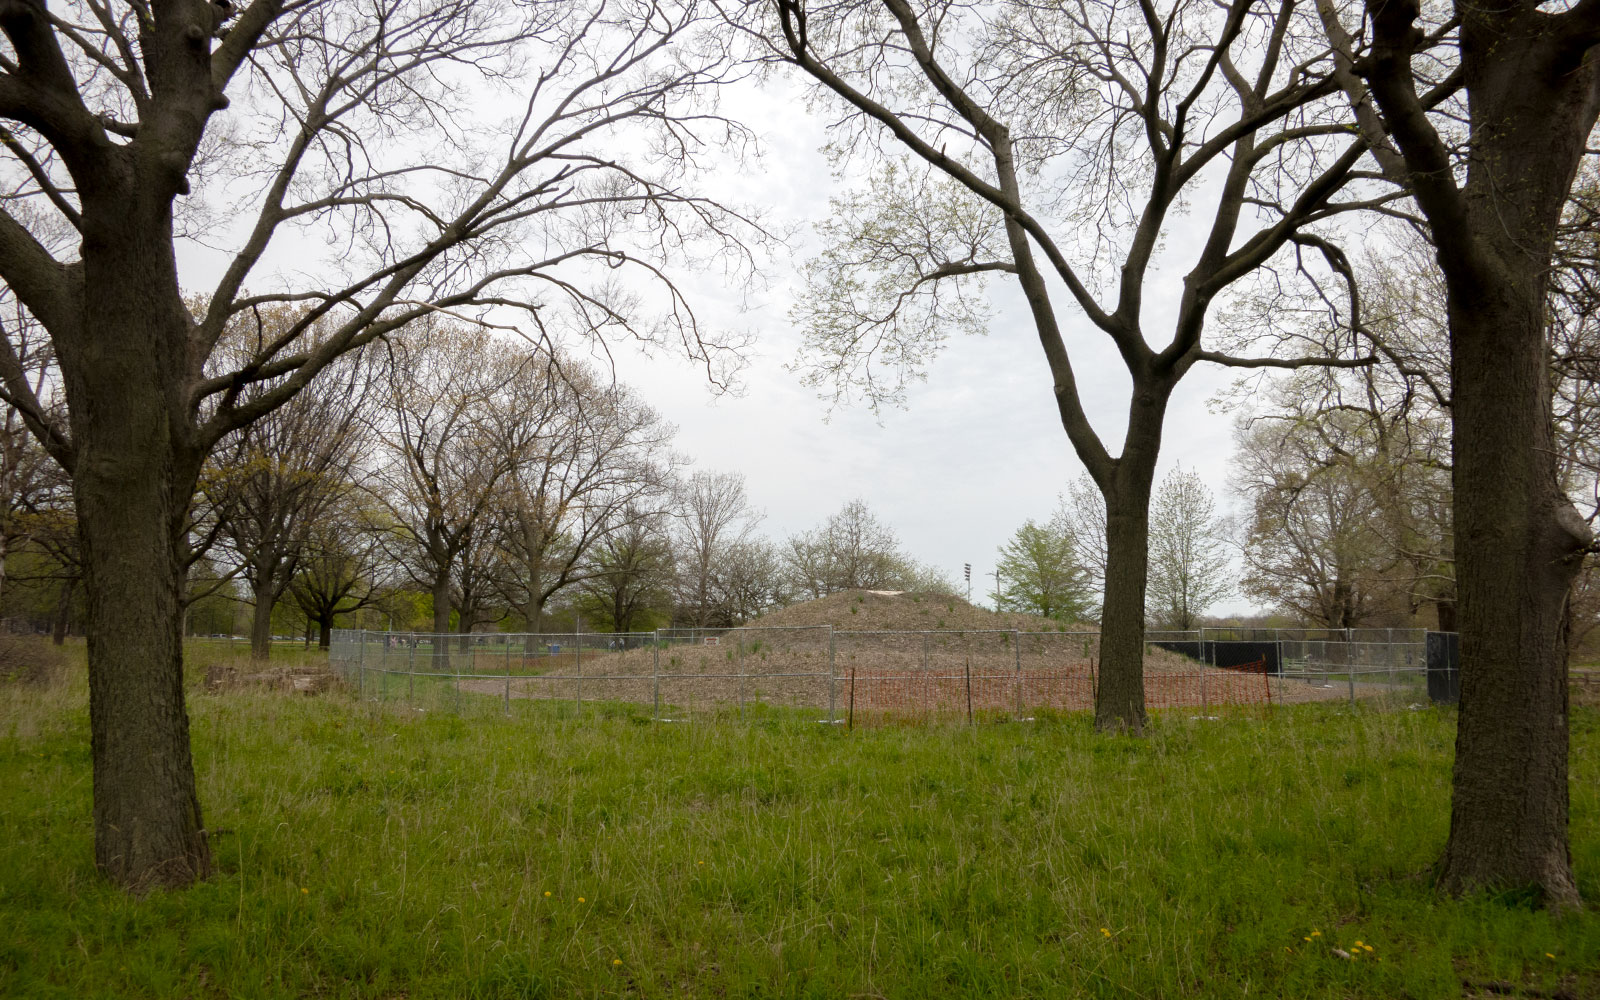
[1,648,1598,999]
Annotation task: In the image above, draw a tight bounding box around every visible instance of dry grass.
[435,627,1392,717]
[741,588,1090,633]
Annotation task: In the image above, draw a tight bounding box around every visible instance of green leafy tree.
[1146,469,1231,631]
[992,518,1091,622]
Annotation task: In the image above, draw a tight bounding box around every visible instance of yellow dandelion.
[1353,940,1364,947]
[1547,953,1556,959]
[578,897,586,903]
[1363,945,1373,952]
[1303,936,1311,942]
[1100,928,1111,937]
[543,891,551,897]
[613,959,623,966]
[697,861,705,866]
[1311,930,1321,937]
[300,888,309,894]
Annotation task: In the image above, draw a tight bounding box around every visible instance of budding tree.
[1145,468,1230,630]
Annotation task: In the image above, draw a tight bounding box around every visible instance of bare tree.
[372,325,531,655]
[747,0,1422,730]
[673,469,762,627]
[491,360,678,634]
[1057,473,1107,618]
[785,498,914,597]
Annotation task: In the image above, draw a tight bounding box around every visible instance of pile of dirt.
[203,664,339,695]
[744,590,1090,634]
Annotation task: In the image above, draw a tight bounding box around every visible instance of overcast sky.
[604,77,1265,614]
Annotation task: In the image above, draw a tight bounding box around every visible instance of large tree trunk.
[63,221,211,887]
[1096,465,1156,733]
[317,616,333,650]
[1428,21,1597,906]
[1439,282,1585,907]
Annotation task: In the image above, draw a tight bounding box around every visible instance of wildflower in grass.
[613,959,623,966]
[1353,940,1363,947]
[1303,937,1311,942]
[1100,928,1110,937]
[1547,953,1556,959]
[1362,945,1373,952]
[578,897,586,903]
[1311,930,1321,937]
[544,891,551,897]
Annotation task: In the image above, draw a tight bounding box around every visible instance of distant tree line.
[0,318,957,653]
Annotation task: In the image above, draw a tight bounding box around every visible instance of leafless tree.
[744,0,1433,730]
[491,358,679,635]
[672,469,762,627]
[372,324,532,657]
[785,497,914,597]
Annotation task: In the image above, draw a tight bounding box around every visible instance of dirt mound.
[203,664,339,695]
[745,589,1088,633]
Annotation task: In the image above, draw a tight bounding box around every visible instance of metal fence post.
[407,636,415,701]
[1346,628,1355,706]
[1013,630,1022,719]
[737,629,745,720]
[575,631,583,713]
[504,636,512,715]
[357,630,366,701]
[827,626,837,722]
[652,629,661,721]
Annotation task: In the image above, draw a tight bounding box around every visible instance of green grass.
[1,657,1597,999]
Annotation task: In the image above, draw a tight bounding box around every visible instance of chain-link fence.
[329,625,1457,722]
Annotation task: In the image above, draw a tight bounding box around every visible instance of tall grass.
[0,651,1596,999]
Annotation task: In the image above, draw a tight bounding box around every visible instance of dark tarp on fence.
[1425,631,1459,704]
[1150,640,1282,676]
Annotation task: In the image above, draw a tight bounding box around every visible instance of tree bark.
[1439,280,1585,907]
[249,573,275,661]
[62,213,211,887]
[431,573,451,670]
[1384,11,1600,907]
[1096,462,1157,733]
